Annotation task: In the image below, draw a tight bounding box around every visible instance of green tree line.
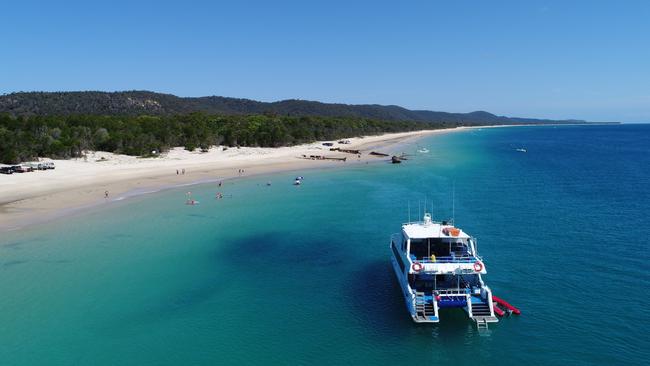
[0,113,454,164]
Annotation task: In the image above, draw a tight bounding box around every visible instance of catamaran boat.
[390,212,499,328]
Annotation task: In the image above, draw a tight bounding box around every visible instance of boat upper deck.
[402,221,470,240]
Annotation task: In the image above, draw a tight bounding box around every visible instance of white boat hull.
[390,249,439,323]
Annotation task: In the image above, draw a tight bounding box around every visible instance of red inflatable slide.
[492,295,521,315]
[492,303,505,317]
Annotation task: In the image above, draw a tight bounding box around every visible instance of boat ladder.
[414,292,435,320]
[470,301,498,328]
[475,318,489,330]
[415,292,426,320]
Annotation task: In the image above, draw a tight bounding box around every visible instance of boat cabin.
[391,213,488,290]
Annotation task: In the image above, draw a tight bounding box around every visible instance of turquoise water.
[1,124,648,365]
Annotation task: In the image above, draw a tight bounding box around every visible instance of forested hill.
[0,91,586,125]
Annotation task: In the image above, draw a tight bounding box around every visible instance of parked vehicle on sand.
[12,165,33,173]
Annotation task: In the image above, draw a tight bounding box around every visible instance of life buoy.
[411,262,423,272]
[473,261,484,272]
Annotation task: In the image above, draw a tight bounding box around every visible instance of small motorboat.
[294,179,301,186]
[516,148,527,153]
[417,147,430,153]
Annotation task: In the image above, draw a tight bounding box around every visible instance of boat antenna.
[408,201,411,223]
[424,196,427,215]
[452,181,456,225]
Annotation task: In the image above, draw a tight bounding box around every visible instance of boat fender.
[473,261,483,272]
[411,262,423,272]
[430,254,436,262]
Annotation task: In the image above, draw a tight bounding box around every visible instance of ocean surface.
[1,124,648,365]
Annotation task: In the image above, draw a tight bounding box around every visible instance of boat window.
[409,238,451,259]
[408,238,470,259]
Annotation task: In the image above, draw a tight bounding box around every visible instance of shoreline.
[0,125,505,232]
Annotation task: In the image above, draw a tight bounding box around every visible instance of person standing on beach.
[182,168,185,175]
[104,190,109,199]
[176,169,179,175]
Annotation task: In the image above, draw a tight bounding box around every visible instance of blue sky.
[1,0,649,122]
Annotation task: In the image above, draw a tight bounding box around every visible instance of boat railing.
[410,255,481,264]
[435,288,472,295]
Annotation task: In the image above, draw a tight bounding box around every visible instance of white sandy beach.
[0,127,485,231]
